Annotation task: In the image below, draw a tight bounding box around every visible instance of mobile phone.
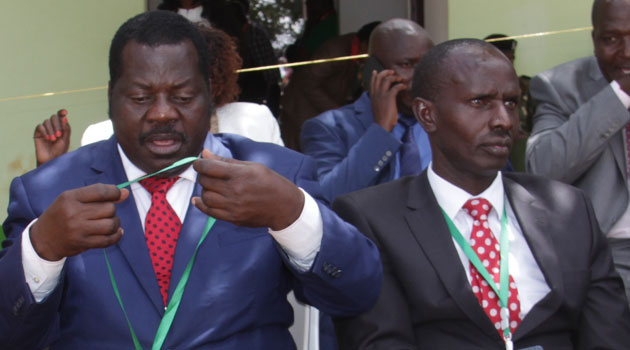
[361,56,385,91]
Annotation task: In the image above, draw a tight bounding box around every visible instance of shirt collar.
[116,132,232,185]
[427,162,505,220]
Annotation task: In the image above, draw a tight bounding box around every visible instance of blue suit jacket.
[0,134,382,350]
[301,92,431,203]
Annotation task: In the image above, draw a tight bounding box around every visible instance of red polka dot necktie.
[140,176,181,307]
[463,198,522,335]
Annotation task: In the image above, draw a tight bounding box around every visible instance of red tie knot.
[139,176,179,195]
[463,197,492,221]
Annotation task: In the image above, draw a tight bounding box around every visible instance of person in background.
[281,21,380,151]
[34,25,283,167]
[0,11,382,349]
[485,33,535,172]
[221,0,281,117]
[526,0,630,304]
[333,38,630,349]
[287,0,339,63]
[300,19,434,203]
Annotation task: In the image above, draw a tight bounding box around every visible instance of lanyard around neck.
[441,202,512,344]
[104,156,216,350]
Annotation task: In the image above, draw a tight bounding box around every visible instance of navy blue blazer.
[0,134,382,349]
[301,92,431,203]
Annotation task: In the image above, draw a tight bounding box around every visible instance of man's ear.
[413,97,437,133]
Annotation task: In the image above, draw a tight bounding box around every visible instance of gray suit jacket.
[526,56,630,233]
[332,171,630,349]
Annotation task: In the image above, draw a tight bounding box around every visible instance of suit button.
[12,295,25,316]
[385,150,393,157]
[377,160,384,166]
[382,155,388,161]
[332,269,342,279]
[374,166,380,172]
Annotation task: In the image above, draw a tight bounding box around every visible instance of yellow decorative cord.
[0,26,593,103]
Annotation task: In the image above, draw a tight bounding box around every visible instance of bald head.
[368,19,433,65]
[366,19,434,114]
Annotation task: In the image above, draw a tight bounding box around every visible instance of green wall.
[0,1,145,223]
[448,0,594,77]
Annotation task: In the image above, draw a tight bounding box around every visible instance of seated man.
[301,19,434,203]
[526,0,630,303]
[332,38,630,349]
[0,11,382,349]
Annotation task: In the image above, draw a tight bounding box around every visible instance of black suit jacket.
[332,171,630,349]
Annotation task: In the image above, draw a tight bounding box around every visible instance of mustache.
[139,125,187,145]
[485,128,513,144]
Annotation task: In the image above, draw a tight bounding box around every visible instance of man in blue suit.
[0,11,382,349]
[301,19,434,203]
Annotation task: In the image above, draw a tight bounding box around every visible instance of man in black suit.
[332,38,630,349]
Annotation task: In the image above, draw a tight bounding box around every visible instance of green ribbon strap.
[103,156,216,349]
[441,202,512,344]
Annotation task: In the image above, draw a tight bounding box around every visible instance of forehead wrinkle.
[594,0,630,27]
[120,42,200,89]
[443,49,516,96]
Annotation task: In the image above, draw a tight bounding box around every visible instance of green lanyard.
[441,202,513,349]
[103,156,217,350]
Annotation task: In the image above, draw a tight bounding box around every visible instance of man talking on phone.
[300,19,434,203]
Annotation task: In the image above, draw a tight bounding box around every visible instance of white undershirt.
[22,141,323,302]
[607,80,630,239]
[177,6,204,23]
[427,164,550,317]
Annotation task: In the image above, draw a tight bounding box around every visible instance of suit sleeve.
[301,114,401,203]
[332,194,418,350]
[526,73,630,183]
[280,154,384,317]
[576,191,630,348]
[0,177,63,349]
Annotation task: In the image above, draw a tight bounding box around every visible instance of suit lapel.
[88,138,166,314]
[404,173,500,338]
[167,182,227,299]
[586,58,627,178]
[503,176,563,339]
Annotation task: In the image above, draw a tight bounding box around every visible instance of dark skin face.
[109,40,212,175]
[592,0,630,84]
[414,47,520,195]
[373,30,433,115]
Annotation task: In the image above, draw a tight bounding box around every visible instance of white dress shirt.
[22,140,322,302]
[608,80,630,239]
[427,164,550,317]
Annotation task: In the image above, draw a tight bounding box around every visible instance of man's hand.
[192,149,305,230]
[34,109,72,167]
[370,70,408,132]
[29,184,130,261]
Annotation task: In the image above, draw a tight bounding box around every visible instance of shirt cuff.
[21,219,66,302]
[611,80,630,109]
[268,188,323,271]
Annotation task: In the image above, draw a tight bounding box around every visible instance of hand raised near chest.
[30,184,130,261]
[192,150,305,231]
